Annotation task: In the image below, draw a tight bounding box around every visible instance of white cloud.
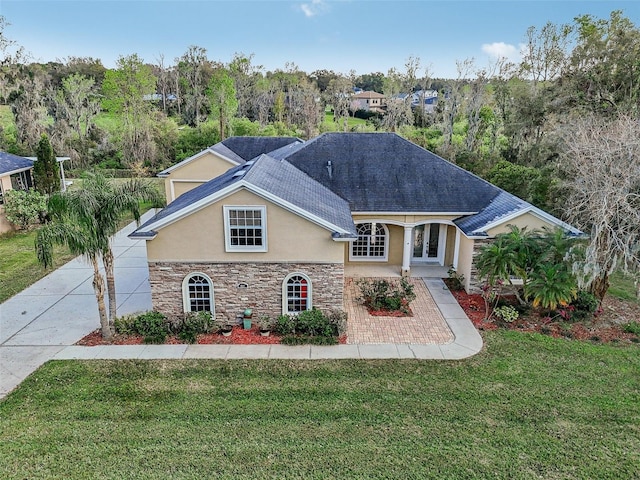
[481,42,519,61]
[299,0,329,18]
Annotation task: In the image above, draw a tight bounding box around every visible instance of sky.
[1,0,639,78]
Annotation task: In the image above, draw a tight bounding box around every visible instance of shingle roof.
[281,132,501,213]
[134,154,356,237]
[219,137,301,162]
[0,152,33,175]
[244,155,355,235]
[454,190,529,236]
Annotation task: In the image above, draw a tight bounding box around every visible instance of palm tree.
[36,172,164,341]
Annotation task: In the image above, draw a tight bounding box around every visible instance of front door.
[412,224,444,264]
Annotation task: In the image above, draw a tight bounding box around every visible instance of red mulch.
[77,326,282,346]
[448,287,640,344]
[77,326,349,346]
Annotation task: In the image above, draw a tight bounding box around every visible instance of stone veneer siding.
[149,262,345,322]
[469,238,493,293]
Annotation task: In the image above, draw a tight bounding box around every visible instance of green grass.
[608,270,639,303]
[323,111,369,128]
[0,229,76,303]
[1,331,638,479]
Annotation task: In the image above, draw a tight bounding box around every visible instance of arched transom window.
[283,273,312,314]
[351,222,388,261]
[182,273,214,313]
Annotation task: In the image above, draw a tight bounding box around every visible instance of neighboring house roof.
[133,154,357,239]
[0,152,33,176]
[353,91,385,99]
[281,132,498,214]
[157,136,301,177]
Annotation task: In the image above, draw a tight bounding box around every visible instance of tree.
[207,67,238,140]
[53,73,100,149]
[326,76,353,131]
[102,54,157,169]
[560,114,640,301]
[36,172,164,340]
[33,134,60,194]
[177,45,212,126]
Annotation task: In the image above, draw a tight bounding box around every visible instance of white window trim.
[223,205,268,252]
[182,272,215,314]
[282,272,312,315]
[349,222,389,262]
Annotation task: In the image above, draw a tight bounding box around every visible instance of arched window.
[182,273,214,313]
[350,222,388,261]
[283,273,312,314]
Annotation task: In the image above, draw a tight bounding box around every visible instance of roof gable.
[133,154,356,238]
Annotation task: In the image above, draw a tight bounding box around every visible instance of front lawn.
[0,229,76,302]
[1,331,638,479]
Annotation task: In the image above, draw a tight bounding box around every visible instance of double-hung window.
[223,206,267,252]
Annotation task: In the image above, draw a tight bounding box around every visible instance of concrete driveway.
[0,212,155,398]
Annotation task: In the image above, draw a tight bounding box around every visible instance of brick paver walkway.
[344,277,454,344]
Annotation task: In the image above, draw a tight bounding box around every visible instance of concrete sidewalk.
[1,211,482,400]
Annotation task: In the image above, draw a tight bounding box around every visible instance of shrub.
[493,305,519,323]
[357,278,416,314]
[133,311,168,344]
[273,308,346,342]
[3,189,48,229]
[446,268,465,291]
[175,311,214,343]
[570,290,599,320]
[622,321,640,336]
[113,314,138,335]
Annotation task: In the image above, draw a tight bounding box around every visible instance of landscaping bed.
[447,281,640,344]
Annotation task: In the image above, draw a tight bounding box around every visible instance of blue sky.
[1,1,638,77]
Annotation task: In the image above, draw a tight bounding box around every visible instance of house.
[132,133,580,322]
[0,152,34,234]
[351,90,386,113]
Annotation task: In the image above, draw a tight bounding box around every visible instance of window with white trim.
[350,222,388,260]
[283,273,312,314]
[182,273,214,313]
[223,205,267,252]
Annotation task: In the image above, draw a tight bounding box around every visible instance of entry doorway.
[412,223,446,265]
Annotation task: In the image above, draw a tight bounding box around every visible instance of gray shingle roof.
[219,136,301,162]
[0,152,33,175]
[244,155,356,235]
[134,154,356,237]
[454,190,529,236]
[281,132,501,213]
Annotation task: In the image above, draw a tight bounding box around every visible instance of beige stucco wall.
[457,234,475,292]
[0,175,13,193]
[486,212,557,236]
[163,151,240,201]
[147,188,344,263]
[444,225,456,266]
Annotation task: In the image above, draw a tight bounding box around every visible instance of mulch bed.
[368,307,413,317]
[446,284,640,344]
[77,326,349,346]
[77,326,282,346]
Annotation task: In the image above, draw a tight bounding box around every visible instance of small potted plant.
[215,317,233,336]
[258,316,273,336]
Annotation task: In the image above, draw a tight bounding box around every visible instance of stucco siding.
[147,188,344,263]
[486,212,557,236]
[457,235,475,292]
